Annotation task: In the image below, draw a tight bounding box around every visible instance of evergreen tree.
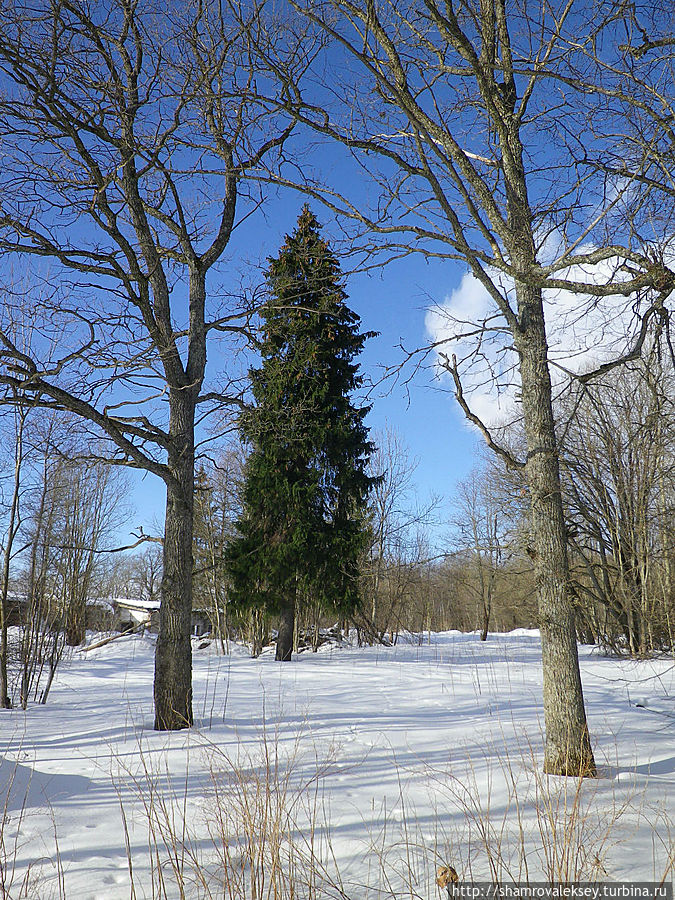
[226,206,377,660]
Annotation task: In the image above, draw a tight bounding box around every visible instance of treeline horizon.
[2,349,673,653]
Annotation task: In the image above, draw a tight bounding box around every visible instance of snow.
[112,597,161,611]
[1,630,673,898]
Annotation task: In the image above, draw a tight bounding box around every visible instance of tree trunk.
[1,405,25,709]
[516,287,596,777]
[0,599,9,709]
[480,593,491,642]
[0,516,16,708]
[276,589,295,662]
[66,591,86,647]
[250,608,265,658]
[154,392,195,731]
[21,466,50,710]
[39,637,61,705]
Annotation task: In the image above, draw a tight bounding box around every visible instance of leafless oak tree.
[0,0,307,728]
[253,0,675,774]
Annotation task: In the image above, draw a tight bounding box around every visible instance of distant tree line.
[0,409,129,708]
[184,344,674,657]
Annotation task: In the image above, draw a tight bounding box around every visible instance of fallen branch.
[77,623,146,652]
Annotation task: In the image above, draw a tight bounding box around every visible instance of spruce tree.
[226,206,377,660]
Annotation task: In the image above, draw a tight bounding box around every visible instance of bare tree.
[364,426,440,643]
[51,456,130,647]
[6,413,130,705]
[561,355,675,654]
[123,545,164,608]
[0,0,308,728]
[252,0,675,774]
[0,395,30,708]
[18,415,65,708]
[193,446,245,650]
[452,467,513,641]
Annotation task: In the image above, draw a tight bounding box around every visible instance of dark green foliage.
[226,206,377,630]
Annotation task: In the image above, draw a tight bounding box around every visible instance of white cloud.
[425,251,649,428]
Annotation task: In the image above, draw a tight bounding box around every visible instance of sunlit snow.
[1,630,673,898]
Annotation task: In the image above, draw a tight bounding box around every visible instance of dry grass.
[420,741,675,890]
[2,736,674,900]
[111,721,347,900]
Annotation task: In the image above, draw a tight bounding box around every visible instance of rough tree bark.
[275,591,296,662]
[515,285,595,774]
[155,409,196,727]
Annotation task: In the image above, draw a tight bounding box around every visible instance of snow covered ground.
[1,630,673,899]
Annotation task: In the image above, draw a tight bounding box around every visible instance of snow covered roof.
[112,597,161,612]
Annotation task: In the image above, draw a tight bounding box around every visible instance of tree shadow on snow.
[0,757,91,812]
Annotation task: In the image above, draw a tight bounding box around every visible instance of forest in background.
[1,345,672,709]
